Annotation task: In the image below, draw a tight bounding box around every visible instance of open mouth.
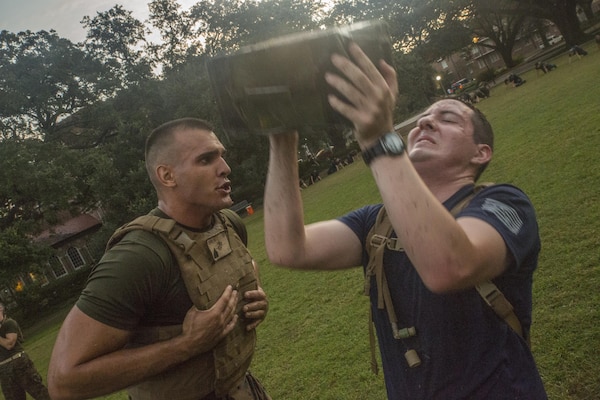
[218,182,231,193]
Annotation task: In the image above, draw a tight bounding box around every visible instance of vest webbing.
[365,184,527,373]
[106,210,257,399]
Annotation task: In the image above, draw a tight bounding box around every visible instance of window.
[67,247,85,269]
[29,272,49,286]
[49,256,67,278]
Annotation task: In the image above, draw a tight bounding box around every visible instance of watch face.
[384,134,404,153]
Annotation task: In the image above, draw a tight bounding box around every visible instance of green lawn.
[11,41,600,400]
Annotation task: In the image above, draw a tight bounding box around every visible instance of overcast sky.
[0,0,196,43]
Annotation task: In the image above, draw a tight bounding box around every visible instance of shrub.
[476,69,497,83]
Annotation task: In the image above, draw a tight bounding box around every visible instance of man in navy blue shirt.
[263,43,546,399]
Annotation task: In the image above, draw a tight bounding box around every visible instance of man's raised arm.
[264,132,362,270]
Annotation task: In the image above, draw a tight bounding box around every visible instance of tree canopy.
[0,0,596,287]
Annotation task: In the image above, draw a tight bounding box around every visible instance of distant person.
[476,82,491,98]
[48,118,270,400]
[310,169,321,184]
[568,44,588,59]
[0,303,51,400]
[505,73,526,87]
[328,157,344,174]
[535,62,557,74]
[263,43,547,399]
[345,152,355,165]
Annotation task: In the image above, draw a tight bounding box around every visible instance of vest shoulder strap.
[365,183,527,344]
[220,208,248,247]
[107,210,247,251]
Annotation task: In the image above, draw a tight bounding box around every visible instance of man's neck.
[157,202,215,230]
[423,176,475,204]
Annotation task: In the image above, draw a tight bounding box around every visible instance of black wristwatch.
[361,132,405,165]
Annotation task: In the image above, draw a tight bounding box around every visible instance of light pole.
[436,75,447,96]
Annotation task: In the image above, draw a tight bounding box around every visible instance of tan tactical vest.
[107,211,257,399]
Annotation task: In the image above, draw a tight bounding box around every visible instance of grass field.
[10,41,600,399]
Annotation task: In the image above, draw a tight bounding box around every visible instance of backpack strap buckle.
[369,234,387,248]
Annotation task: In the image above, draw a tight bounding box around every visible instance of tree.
[147,0,197,71]
[577,0,596,22]
[187,0,251,56]
[467,1,527,68]
[241,0,324,41]
[0,136,111,287]
[0,30,113,141]
[511,0,587,45]
[0,226,52,290]
[394,53,437,119]
[82,5,153,89]
[0,139,103,230]
[185,0,325,59]
[414,21,474,63]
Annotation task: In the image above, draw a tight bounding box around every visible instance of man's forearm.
[369,156,496,292]
[0,335,16,350]
[264,133,306,266]
[49,334,194,400]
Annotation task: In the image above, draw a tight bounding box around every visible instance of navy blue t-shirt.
[339,184,547,400]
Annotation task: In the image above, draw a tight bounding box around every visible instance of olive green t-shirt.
[0,318,24,360]
[77,213,193,331]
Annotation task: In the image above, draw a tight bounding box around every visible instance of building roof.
[34,214,102,247]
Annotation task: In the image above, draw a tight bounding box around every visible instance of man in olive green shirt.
[0,303,50,400]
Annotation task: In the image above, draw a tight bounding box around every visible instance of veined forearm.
[264,133,307,266]
[49,335,192,400]
[370,156,482,292]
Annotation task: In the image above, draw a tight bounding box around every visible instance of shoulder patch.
[481,198,523,235]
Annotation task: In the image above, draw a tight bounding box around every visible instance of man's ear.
[156,165,176,187]
[472,143,492,166]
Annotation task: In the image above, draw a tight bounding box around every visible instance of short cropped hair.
[457,100,494,181]
[144,118,214,186]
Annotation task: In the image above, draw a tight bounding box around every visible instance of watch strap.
[361,132,404,165]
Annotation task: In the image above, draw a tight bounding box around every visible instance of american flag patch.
[481,198,523,235]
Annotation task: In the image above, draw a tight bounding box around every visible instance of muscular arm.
[48,286,239,400]
[326,43,508,293]
[264,132,363,270]
[0,332,17,350]
[371,158,508,292]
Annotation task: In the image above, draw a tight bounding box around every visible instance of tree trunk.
[551,1,588,45]
[495,45,516,68]
[578,0,595,21]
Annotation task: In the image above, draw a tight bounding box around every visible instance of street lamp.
[435,75,447,96]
